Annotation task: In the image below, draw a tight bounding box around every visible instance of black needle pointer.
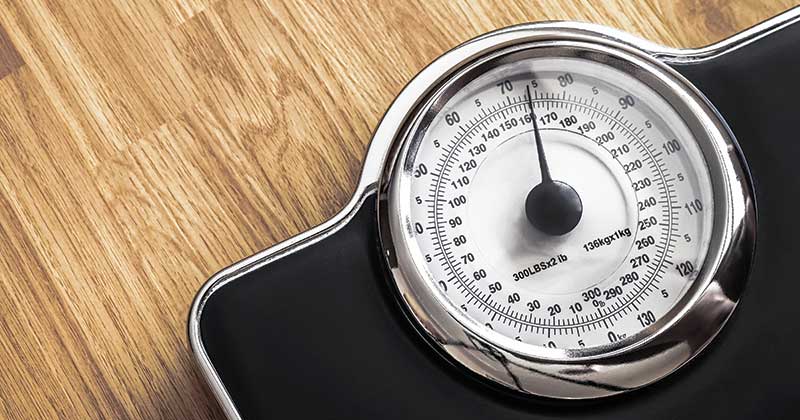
[524,85,583,236]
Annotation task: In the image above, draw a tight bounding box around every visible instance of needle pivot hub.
[525,180,583,236]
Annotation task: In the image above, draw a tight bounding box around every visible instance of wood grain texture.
[0,1,794,418]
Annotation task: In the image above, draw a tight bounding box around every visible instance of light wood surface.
[0,1,794,418]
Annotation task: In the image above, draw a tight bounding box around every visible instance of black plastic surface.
[199,20,800,419]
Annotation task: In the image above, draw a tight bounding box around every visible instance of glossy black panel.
[199,21,800,419]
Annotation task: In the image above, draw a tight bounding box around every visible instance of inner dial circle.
[468,128,638,296]
[402,53,714,353]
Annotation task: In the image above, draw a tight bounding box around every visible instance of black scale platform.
[198,20,800,419]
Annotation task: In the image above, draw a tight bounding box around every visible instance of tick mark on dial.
[524,85,583,236]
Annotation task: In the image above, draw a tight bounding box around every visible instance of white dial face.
[395,51,715,355]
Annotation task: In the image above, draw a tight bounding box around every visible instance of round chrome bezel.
[377,28,755,399]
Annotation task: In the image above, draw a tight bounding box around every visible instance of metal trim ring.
[377,34,754,398]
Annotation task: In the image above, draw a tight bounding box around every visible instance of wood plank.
[0,23,23,79]
[0,1,794,418]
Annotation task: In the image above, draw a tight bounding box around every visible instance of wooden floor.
[0,1,794,418]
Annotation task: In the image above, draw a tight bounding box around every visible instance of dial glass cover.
[390,45,716,358]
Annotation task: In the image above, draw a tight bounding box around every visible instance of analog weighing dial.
[394,52,715,354]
